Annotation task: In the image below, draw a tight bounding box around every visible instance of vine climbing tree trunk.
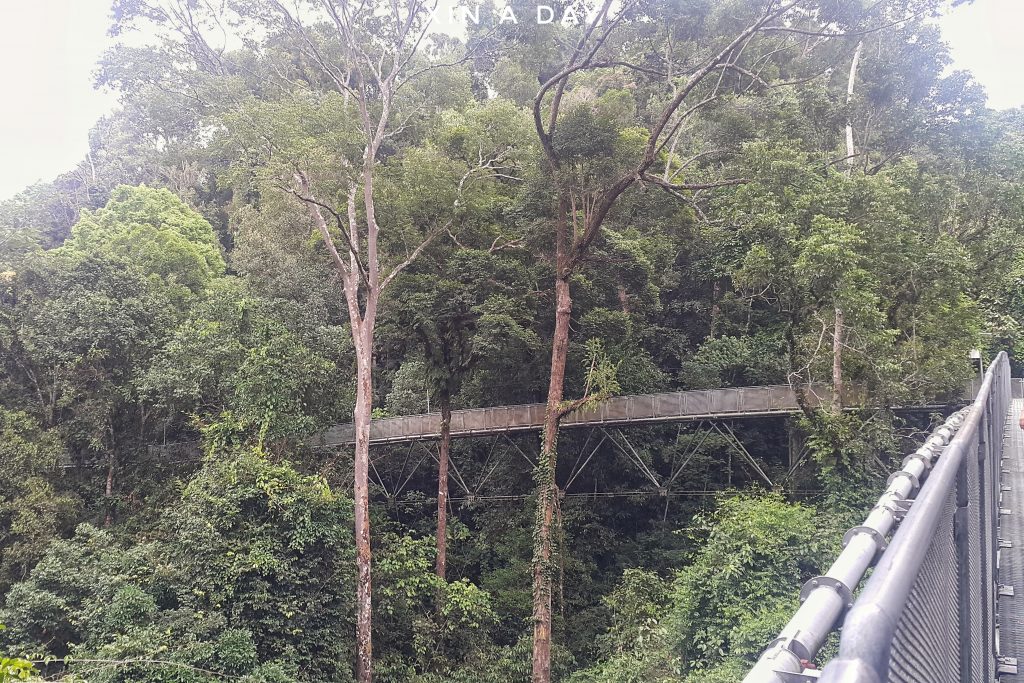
[533,210,573,682]
[104,452,116,527]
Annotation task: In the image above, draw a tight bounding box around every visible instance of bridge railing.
[745,352,1011,682]
[309,383,872,447]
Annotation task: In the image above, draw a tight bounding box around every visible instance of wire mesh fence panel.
[463,409,491,432]
[765,385,794,411]
[967,437,985,683]
[742,386,771,412]
[887,486,960,683]
[631,394,657,420]
[600,396,630,421]
[885,375,1006,683]
[449,411,468,434]
[413,415,431,439]
[713,388,740,413]
[654,392,683,418]
[759,353,1016,683]
[507,405,534,429]
[372,418,399,441]
[978,420,997,683]
[685,390,711,415]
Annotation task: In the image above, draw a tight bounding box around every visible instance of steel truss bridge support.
[357,419,795,510]
[744,352,1017,682]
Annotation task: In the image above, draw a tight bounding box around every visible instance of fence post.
[955,450,971,682]
[981,403,993,680]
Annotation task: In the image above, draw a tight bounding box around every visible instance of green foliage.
[141,279,349,444]
[164,448,355,682]
[2,1,1023,681]
[0,446,507,682]
[0,449,350,682]
[374,532,498,681]
[800,409,900,477]
[0,652,37,682]
[63,185,224,301]
[598,569,670,657]
[574,339,621,409]
[0,411,80,592]
[723,146,982,412]
[0,246,178,526]
[668,495,824,672]
[679,334,788,389]
[570,494,837,682]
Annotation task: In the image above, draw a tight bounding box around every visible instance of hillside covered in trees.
[1,0,1023,681]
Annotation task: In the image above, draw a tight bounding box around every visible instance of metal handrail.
[743,352,1011,682]
[817,351,1010,681]
[742,408,969,681]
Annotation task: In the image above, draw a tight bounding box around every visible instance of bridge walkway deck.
[999,398,1024,679]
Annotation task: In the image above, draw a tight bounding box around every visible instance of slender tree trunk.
[834,42,860,413]
[710,281,721,338]
[616,283,630,314]
[353,333,374,683]
[845,40,863,175]
[525,8,803,679]
[533,252,572,683]
[104,451,116,527]
[435,394,452,580]
[832,306,844,410]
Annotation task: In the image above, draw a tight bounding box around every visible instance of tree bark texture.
[526,5,801,680]
[845,40,863,174]
[532,270,572,683]
[436,396,452,580]
[353,333,374,683]
[832,305,844,410]
[104,451,116,528]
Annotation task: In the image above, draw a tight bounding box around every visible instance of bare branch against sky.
[0,0,1021,201]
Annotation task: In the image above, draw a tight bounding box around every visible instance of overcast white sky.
[0,0,1021,201]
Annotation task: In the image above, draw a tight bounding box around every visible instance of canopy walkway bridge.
[308,383,947,448]
[744,352,1024,682]
[151,382,964,500]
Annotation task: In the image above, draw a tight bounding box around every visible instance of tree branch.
[286,173,369,284]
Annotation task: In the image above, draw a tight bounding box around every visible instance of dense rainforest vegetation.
[1,0,1023,680]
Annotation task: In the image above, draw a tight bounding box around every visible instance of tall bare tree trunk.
[833,42,860,413]
[533,207,572,683]
[279,5,479,678]
[525,6,806,681]
[832,306,844,410]
[845,40,863,174]
[436,395,452,580]
[353,332,374,683]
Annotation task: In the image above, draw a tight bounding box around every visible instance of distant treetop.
[63,184,225,295]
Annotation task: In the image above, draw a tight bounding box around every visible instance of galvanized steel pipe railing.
[742,409,967,681]
[815,351,1011,682]
[744,352,1011,683]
